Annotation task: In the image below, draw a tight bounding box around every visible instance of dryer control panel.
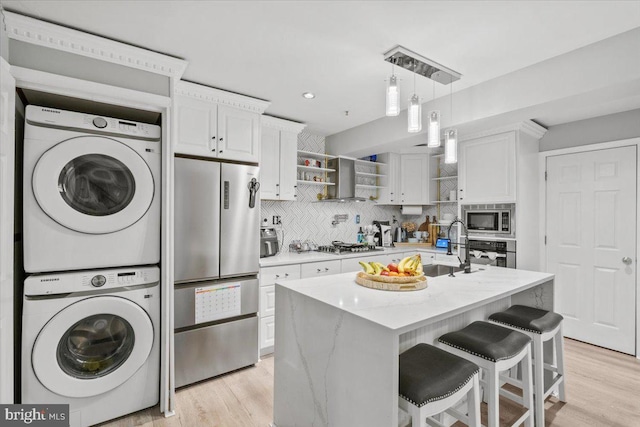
[25,105,161,141]
[24,266,160,297]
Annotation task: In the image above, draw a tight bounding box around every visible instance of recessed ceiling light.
[302,92,315,99]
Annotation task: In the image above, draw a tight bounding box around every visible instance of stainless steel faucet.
[447,218,472,274]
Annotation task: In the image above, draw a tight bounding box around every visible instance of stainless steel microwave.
[466,210,511,234]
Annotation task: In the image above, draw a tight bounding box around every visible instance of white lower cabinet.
[300,260,341,278]
[259,264,301,355]
[260,316,276,352]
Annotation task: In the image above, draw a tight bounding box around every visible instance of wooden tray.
[355,272,427,291]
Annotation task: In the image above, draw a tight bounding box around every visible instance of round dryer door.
[32,136,155,234]
[32,296,154,398]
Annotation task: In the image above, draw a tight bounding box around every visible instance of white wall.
[540,109,640,152]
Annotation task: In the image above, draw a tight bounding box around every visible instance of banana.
[372,262,383,275]
[373,262,390,272]
[397,255,414,273]
[359,261,374,275]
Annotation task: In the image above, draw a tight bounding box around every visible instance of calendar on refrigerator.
[194,282,241,324]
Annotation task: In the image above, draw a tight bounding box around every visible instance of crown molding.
[175,80,270,114]
[459,120,547,142]
[3,11,188,79]
[262,115,306,133]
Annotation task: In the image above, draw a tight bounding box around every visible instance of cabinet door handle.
[219,150,224,153]
[275,274,280,279]
[317,269,322,273]
[622,257,633,265]
[285,273,289,277]
[212,148,216,152]
[276,194,279,196]
[219,137,224,142]
[324,268,329,272]
[276,183,279,187]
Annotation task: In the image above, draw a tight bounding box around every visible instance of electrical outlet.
[272,215,281,225]
[355,214,360,224]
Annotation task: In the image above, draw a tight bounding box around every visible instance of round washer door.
[32,296,154,398]
[32,136,154,234]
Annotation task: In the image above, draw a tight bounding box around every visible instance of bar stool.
[438,321,534,427]
[489,305,566,427]
[399,343,481,427]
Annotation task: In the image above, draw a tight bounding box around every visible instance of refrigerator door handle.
[224,181,230,209]
[248,178,260,209]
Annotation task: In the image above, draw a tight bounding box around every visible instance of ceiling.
[2,1,639,136]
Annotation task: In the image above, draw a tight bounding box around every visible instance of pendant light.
[408,61,421,133]
[444,79,457,164]
[386,65,399,117]
[427,82,440,147]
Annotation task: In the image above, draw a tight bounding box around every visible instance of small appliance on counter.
[394,227,407,243]
[373,221,393,247]
[260,228,279,258]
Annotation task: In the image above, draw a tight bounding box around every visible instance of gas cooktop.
[315,241,385,255]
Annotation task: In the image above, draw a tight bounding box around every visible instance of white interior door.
[546,146,637,354]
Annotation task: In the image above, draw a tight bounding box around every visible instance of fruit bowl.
[358,272,425,284]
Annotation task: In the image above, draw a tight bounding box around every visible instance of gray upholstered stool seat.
[438,321,531,362]
[488,305,563,334]
[398,343,481,427]
[438,321,535,427]
[399,343,479,407]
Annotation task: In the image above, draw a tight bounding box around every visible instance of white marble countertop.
[277,267,554,334]
[260,246,452,267]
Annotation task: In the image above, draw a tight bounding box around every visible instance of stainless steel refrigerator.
[173,157,260,388]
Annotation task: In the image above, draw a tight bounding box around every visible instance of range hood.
[324,157,366,202]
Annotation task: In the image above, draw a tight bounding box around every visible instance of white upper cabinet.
[458,132,516,204]
[399,153,430,205]
[377,153,400,204]
[217,105,261,162]
[377,152,429,205]
[260,116,306,201]
[175,96,218,157]
[174,81,269,163]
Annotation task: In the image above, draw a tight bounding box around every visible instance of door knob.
[622,257,633,265]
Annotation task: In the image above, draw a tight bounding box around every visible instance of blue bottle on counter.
[357,227,364,244]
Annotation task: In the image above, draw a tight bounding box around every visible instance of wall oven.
[463,238,516,269]
[466,210,511,234]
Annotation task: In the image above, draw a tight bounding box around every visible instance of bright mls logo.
[0,405,68,426]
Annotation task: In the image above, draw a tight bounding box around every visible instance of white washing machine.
[22,266,160,427]
[23,105,161,273]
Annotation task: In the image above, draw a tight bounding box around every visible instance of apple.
[387,263,399,273]
[380,270,390,276]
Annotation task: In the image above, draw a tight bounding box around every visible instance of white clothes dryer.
[23,105,161,273]
[22,266,160,427]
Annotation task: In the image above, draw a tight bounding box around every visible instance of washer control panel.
[25,105,161,141]
[25,266,160,296]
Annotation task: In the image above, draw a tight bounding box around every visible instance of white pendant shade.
[408,94,422,133]
[444,129,458,163]
[427,110,440,147]
[386,75,399,116]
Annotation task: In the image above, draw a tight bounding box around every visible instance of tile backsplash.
[260,131,460,251]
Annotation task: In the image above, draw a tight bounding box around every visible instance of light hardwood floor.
[99,338,640,427]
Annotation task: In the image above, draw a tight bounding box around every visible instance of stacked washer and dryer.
[21,106,162,427]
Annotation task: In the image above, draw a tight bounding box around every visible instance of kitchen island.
[273,267,554,427]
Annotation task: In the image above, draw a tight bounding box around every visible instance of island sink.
[423,264,463,277]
